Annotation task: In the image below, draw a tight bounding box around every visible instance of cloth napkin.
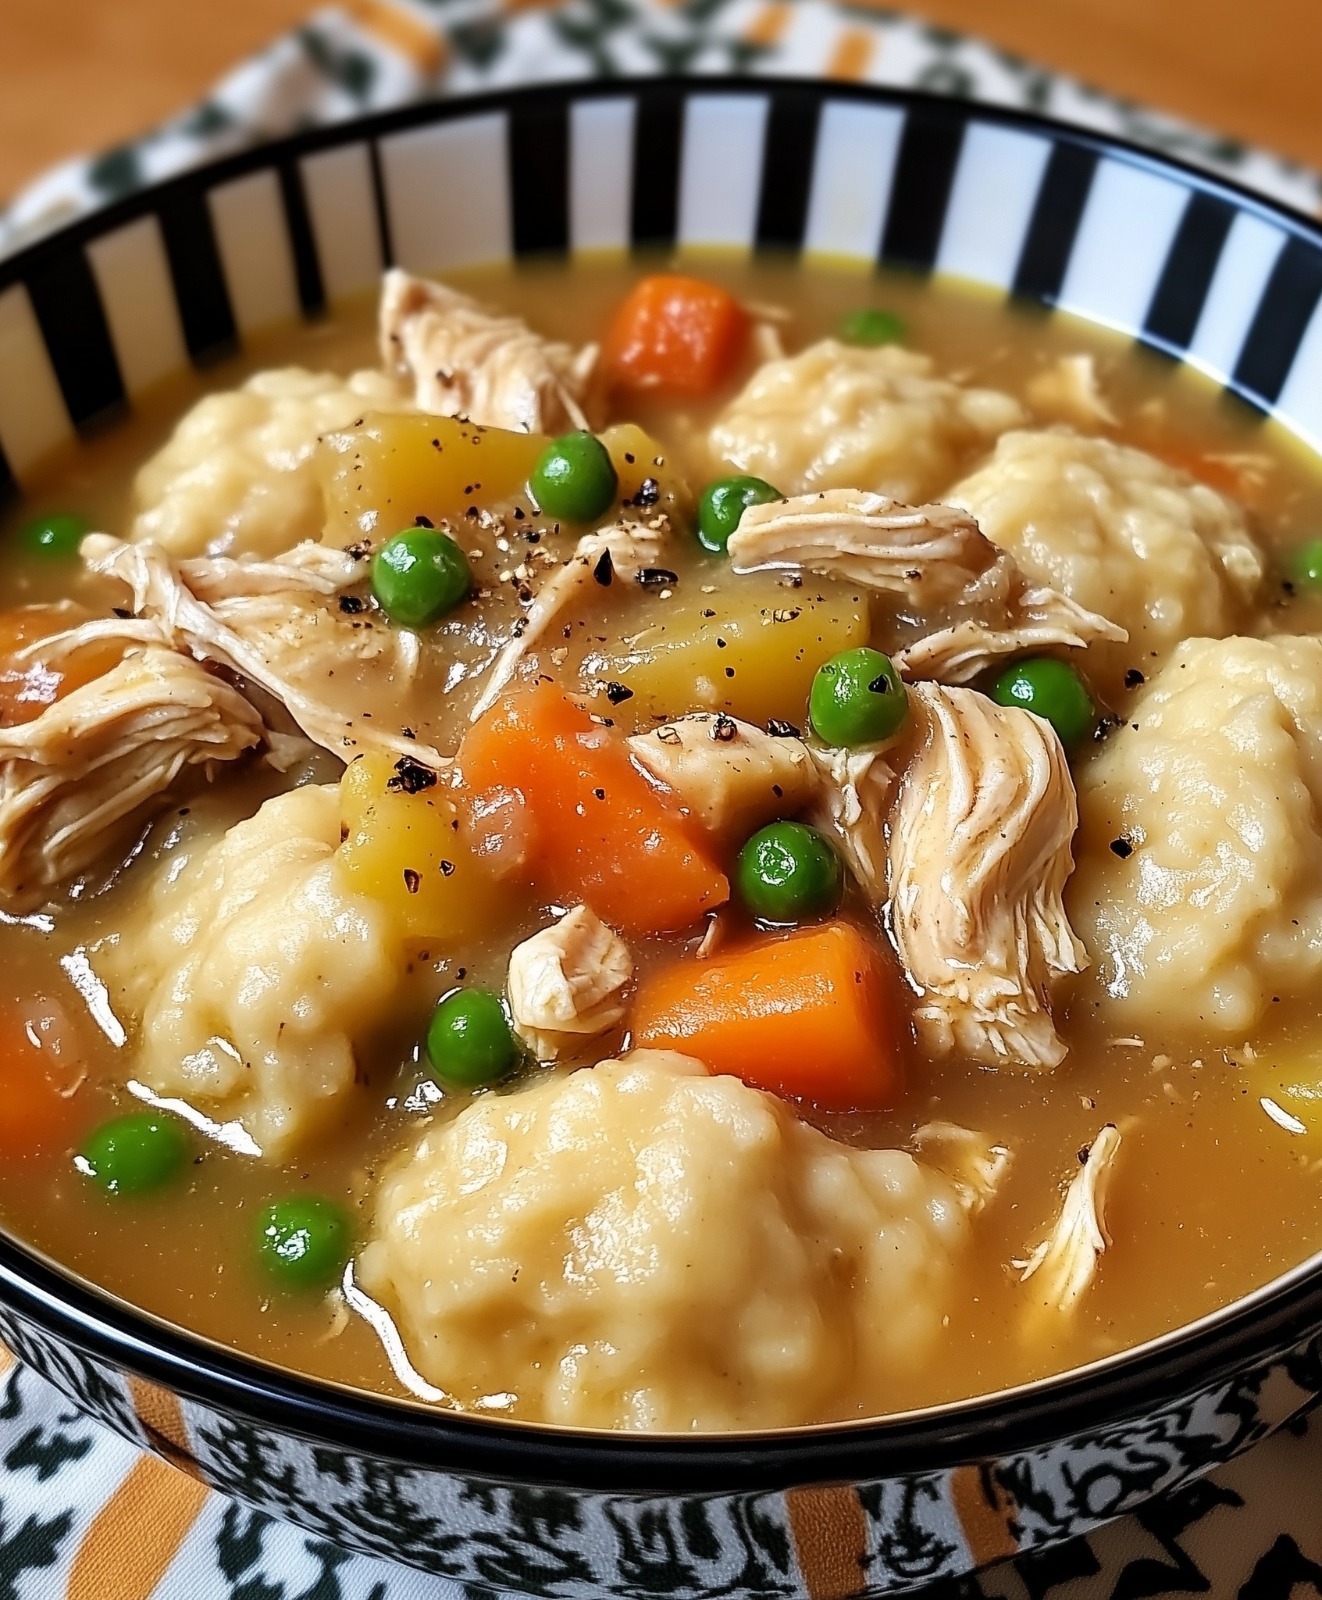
[2,1,1321,1594]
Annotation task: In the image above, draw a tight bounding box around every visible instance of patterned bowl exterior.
[4,75,1322,1598]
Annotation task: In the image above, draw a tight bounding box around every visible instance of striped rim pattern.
[5,77,1322,512]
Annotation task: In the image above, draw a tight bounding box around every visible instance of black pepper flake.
[771,784,783,798]
[711,715,737,743]
[386,756,438,795]
[701,608,716,619]
[344,539,372,561]
[593,787,606,800]
[112,606,132,619]
[637,567,678,588]
[403,868,421,894]
[767,718,801,738]
[338,594,366,615]
[465,505,480,519]
[604,681,634,705]
[867,673,895,695]
[1076,1144,1092,1166]
[624,452,636,465]
[716,637,728,649]
[593,549,614,586]
[401,726,416,739]
[1124,668,1145,688]
[1092,714,1122,744]
[440,860,456,877]
[413,514,434,529]
[657,725,682,745]
[724,666,736,678]
[1109,837,1134,859]
[632,477,661,508]
[513,506,525,521]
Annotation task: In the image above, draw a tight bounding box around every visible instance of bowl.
[3,75,1322,1597]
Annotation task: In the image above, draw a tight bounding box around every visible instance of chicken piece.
[728,490,1124,684]
[506,905,633,1060]
[1019,1125,1121,1314]
[0,635,264,911]
[627,714,817,842]
[1026,354,1117,429]
[888,684,1087,1069]
[469,521,664,721]
[379,269,597,435]
[81,535,445,770]
[911,1121,1012,1216]
[806,744,893,902]
[99,784,402,1158]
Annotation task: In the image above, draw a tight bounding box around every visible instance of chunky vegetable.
[18,511,90,560]
[839,308,906,346]
[370,525,472,627]
[600,423,692,527]
[697,476,782,555]
[317,412,547,542]
[456,681,728,933]
[603,274,749,396]
[991,657,1095,747]
[0,606,125,728]
[0,996,87,1155]
[633,922,901,1110]
[256,1196,351,1289]
[1286,539,1322,591]
[530,432,618,523]
[737,821,842,924]
[426,988,521,1089]
[78,1111,189,1196]
[809,647,908,747]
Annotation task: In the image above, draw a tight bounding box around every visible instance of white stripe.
[208,170,300,335]
[936,123,1053,290]
[677,95,770,252]
[803,102,904,262]
[300,143,385,303]
[1273,291,1322,451]
[1056,158,1189,335]
[85,217,188,398]
[570,98,635,255]
[1186,211,1287,382]
[0,284,72,481]
[380,113,512,274]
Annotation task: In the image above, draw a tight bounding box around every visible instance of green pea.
[19,511,90,560]
[991,657,1095,748]
[78,1111,189,1197]
[736,821,842,925]
[696,475,782,555]
[370,525,472,628]
[530,432,618,523]
[808,647,908,747]
[1285,539,1322,591]
[839,308,906,346]
[426,988,521,1089]
[256,1196,352,1290]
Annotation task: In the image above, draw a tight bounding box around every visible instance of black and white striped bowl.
[2,76,1322,1598]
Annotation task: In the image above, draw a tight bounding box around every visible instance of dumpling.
[707,340,1025,503]
[947,430,1264,692]
[131,367,410,558]
[358,1050,993,1430]
[100,784,401,1157]
[1070,635,1322,1037]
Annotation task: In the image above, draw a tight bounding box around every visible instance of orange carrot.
[0,994,89,1156]
[456,681,728,933]
[0,607,123,728]
[603,274,749,396]
[633,922,902,1110]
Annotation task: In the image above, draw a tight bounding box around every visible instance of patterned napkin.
[2,1,1322,1594]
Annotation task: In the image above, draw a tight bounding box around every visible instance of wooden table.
[2,0,1321,203]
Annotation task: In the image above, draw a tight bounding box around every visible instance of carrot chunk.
[0,994,89,1156]
[603,274,749,396]
[633,922,902,1110]
[456,681,728,933]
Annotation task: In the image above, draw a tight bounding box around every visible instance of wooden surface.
[2,0,1321,202]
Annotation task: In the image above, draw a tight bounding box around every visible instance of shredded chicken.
[470,522,665,721]
[888,683,1087,1069]
[1018,1125,1121,1313]
[911,1122,1012,1216]
[0,637,264,910]
[893,584,1126,685]
[627,714,817,841]
[379,269,597,435]
[807,744,894,902]
[506,905,633,1060]
[1026,353,1118,429]
[81,535,445,769]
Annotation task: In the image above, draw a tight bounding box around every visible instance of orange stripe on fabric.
[785,1485,868,1600]
[344,0,447,74]
[950,1464,1020,1563]
[0,1343,17,1378]
[825,28,876,81]
[65,1454,209,1600]
[743,1,792,46]
[128,1375,201,1479]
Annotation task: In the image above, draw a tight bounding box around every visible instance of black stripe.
[1012,142,1098,305]
[157,189,237,365]
[0,440,16,512]
[1233,235,1322,406]
[23,249,125,430]
[509,101,570,257]
[879,106,966,270]
[754,89,822,252]
[368,140,396,270]
[276,160,326,318]
[631,88,683,249]
[1143,192,1235,353]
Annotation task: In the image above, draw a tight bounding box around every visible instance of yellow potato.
[600,422,692,528]
[337,753,492,940]
[582,573,869,729]
[318,413,547,542]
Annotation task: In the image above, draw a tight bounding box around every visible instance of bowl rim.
[4,73,1322,1493]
